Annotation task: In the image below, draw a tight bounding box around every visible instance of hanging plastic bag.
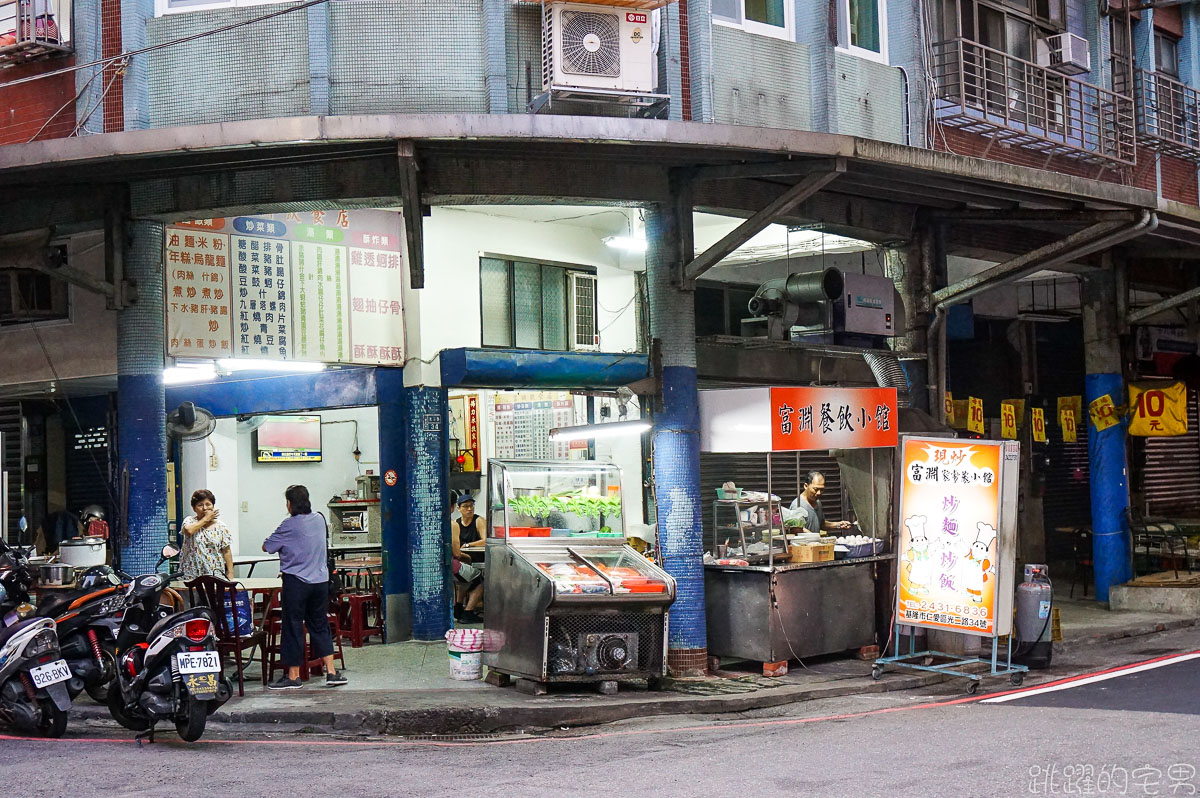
[223,589,255,637]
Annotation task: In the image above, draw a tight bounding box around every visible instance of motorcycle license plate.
[175,651,220,674]
[30,659,72,689]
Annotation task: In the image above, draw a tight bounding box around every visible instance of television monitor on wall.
[254,415,322,463]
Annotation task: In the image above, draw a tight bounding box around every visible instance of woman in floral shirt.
[180,489,235,581]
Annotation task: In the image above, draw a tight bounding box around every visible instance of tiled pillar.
[645,203,707,677]
[117,221,167,575]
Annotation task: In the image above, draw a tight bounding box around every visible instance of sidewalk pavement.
[72,597,1200,737]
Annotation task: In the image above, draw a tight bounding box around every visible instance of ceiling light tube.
[216,358,326,373]
[549,420,652,442]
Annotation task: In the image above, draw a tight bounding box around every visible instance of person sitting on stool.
[451,493,485,624]
[263,484,348,690]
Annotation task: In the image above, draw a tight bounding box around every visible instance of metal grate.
[1134,69,1200,162]
[547,611,664,674]
[1042,414,1090,559]
[559,9,621,77]
[0,402,21,542]
[1143,389,1200,517]
[570,273,598,350]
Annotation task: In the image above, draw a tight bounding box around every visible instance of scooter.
[107,545,232,742]
[0,612,73,737]
[0,541,128,704]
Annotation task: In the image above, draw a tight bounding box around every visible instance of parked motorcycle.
[107,545,232,742]
[0,541,129,704]
[0,547,72,738]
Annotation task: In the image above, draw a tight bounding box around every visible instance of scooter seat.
[35,590,88,620]
[0,617,43,647]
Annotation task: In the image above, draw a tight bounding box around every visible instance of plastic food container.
[528,527,552,537]
[846,539,885,558]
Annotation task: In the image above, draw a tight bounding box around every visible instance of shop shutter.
[0,402,22,541]
[1042,418,1091,559]
[1143,389,1200,517]
[699,451,843,550]
[64,398,113,525]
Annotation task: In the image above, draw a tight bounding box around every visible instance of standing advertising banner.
[896,437,1019,637]
[164,210,405,366]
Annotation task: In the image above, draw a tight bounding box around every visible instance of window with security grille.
[479,257,595,351]
[0,248,70,326]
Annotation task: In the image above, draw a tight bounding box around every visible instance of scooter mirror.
[161,545,180,559]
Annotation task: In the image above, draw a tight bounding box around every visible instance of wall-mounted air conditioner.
[542,1,656,95]
[1035,33,1090,76]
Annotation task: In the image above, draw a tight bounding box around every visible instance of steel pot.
[58,537,106,568]
[39,563,75,586]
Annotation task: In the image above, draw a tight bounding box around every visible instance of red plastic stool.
[339,593,382,648]
[304,612,347,678]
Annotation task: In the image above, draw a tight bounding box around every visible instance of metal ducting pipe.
[747,268,843,317]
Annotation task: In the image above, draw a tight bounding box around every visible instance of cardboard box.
[788,542,834,563]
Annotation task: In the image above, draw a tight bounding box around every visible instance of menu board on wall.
[165,222,233,359]
[164,210,404,366]
[490,392,581,461]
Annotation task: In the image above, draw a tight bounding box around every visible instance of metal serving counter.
[483,537,675,684]
[704,555,894,663]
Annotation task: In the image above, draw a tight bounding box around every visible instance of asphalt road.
[4,628,1200,798]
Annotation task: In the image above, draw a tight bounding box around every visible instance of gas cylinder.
[1013,564,1053,669]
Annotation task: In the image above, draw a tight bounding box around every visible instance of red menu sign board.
[770,387,899,451]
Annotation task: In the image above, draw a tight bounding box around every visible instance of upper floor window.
[712,0,793,41]
[0,264,69,327]
[838,0,888,63]
[933,0,1065,53]
[480,257,598,352]
[1155,31,1179,78]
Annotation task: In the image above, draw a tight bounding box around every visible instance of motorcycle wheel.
[37,700,68,739]
[175,695,207,742]
[106,683,149,731]
[84,641,117,704]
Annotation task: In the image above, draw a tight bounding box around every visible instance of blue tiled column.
[307,1,331,116]
[1082,269,1133,602]
[377,367,411,642]
[403,386,450,640]
[645,204,707,676]
[117,221,167,576]
[122,0,153,130]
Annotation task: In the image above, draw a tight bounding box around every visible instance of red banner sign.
[770,387,899,451]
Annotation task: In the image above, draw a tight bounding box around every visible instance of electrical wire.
[0,0,334,91]
[70,58,127,137]
[25,66,103,143]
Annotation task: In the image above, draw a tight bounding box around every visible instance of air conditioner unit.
[542,1,656,95]
[569,272,600,351]
[1035,33,1090,76]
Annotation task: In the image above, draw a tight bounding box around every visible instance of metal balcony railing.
[1135,69,1200,162]
[933,38,1136,166]
[0,0,72,66]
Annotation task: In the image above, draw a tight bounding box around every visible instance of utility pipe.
[928,210,1157,426]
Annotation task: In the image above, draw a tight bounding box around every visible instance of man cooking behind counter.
[799,471,852,535]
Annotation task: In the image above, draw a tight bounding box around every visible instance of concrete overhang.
[0,113,1175,247]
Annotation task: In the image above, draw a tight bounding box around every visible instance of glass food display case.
[483,460,675,688]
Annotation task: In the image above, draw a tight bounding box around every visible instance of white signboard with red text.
[165,209,405,366]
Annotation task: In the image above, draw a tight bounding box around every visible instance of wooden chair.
[185,575,268,697]
[1067,527,1093,599]
[262,608,345,682]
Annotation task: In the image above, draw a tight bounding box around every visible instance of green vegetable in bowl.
[783,518,804,528]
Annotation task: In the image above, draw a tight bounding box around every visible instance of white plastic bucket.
[447,649,482,680]
[446,629,484,681]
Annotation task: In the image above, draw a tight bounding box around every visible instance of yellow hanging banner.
[1057,395,1083,426]
[951,399,969,430]
[1089,394,1120,432]
[945,391,955,425]
[967,396,985,435]
[1031,408,1047,442]
[1000,401,1018,440]
[1060,409,1077,443]
[1128,381,1188,437]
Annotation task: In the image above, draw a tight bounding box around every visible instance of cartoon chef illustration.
[963,522,997,603]
[904,515,934,595]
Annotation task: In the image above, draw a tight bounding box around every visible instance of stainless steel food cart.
[482,459,676,691]
[698,386,899,671]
